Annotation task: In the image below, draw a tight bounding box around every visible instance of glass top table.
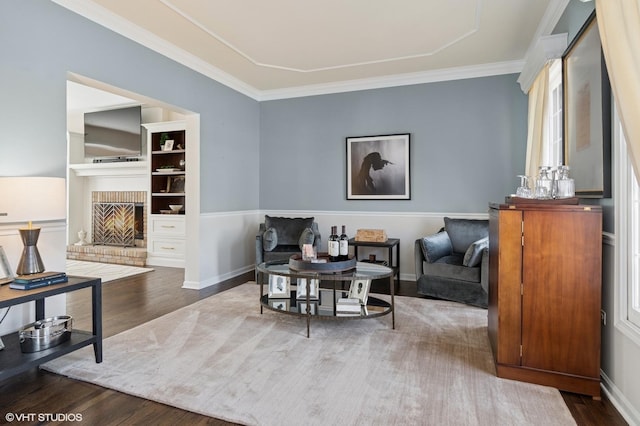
[256,259,395,338]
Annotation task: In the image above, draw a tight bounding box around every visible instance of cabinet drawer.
[150,239,185,256]
[150,217,185,235]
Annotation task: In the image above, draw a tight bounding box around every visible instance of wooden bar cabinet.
[488,202,602,398]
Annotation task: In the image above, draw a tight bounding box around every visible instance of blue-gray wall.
[260,75,528,213]
[1,1,528,216]
[0,0,260,213]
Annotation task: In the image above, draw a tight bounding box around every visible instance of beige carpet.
[66,260,153,283]
[43,284,575,426]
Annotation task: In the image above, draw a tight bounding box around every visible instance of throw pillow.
[264,216,314,245]
[463,236,489,267]
[444,217,489,254]
[419,231,453,263]
[298,227,315,250]
[263,227,278,252]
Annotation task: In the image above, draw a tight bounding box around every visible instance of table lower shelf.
[0,330,98,381]
[260,291,392,319]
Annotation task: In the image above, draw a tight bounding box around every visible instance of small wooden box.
[355,229,388,242]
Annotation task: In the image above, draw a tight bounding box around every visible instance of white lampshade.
[0,177,66,224]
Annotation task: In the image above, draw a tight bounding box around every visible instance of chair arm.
[256,223,266,265]
[414,239,426,277]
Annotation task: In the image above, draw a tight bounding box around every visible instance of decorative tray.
[505,196,579,205]
[289,253,356,273]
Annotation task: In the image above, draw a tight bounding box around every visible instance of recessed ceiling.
[55,0,556,99]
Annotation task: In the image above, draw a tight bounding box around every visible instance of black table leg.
[92,281,103,363]
[35,299,45,320]
[390,274,395,330]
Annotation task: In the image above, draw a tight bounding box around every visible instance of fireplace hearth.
[66,191,148,266]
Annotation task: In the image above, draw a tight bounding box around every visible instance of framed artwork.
[270,299,290,311]
[563,11,612,198]
[296,278,319,300]
[346,134,410,200]
[167,176,186,193]
[0,246,14,285]
[268,274,290,298]
[348,279,371,305]
[162,140,174,151]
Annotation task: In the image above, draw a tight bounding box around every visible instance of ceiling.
[56,0,565,100]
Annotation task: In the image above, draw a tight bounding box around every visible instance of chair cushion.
[463,236,489,267]
[444,217,489,254]
[263,227,278,252]
[265,216,314,246]
[419,231,452,263]
[298,227,315,249]
[423,254,481,283]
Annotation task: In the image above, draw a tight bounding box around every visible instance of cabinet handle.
[161,246,175,250]
[161,225,176,229]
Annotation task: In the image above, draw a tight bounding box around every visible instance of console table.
[0,276,102,381]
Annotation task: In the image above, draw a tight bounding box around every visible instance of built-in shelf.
[69,161,148,177]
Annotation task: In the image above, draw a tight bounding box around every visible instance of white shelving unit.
[144,121,187,267]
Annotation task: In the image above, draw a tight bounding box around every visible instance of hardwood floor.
[0,268,628,425]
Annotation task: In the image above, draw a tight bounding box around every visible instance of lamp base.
[16,228,45,275]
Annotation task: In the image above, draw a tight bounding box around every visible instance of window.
[630,167,640,326]
[615,104,640,338]
[543,59,563,168]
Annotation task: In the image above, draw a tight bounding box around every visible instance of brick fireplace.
[66,191,148,266]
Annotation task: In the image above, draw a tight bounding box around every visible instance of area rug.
[66,260,153,283]
[43,284,576,426]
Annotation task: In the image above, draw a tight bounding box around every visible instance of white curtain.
[596,0,640,181]
[524,63,549,178]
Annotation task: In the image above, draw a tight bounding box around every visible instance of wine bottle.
[339,225,349,261]
[328,226,339,261]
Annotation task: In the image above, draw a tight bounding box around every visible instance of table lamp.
[0,177,66,275]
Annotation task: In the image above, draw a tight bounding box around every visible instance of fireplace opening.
[134,203,144,240]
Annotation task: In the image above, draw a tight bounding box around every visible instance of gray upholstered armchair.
[414,217,489,308]
[256,216,322,276]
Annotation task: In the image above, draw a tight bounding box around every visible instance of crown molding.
[257,60,524,101]
[54,0,524,102]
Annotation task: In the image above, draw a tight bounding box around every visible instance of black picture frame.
[346,133,410,200]
[562,10,612,198]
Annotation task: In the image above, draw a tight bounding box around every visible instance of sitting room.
[1,0,638,425]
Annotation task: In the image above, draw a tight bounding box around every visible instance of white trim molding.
[518,33,568,93]
[259,61,524,101]
[517,0,571,93]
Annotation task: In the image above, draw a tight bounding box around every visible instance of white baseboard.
[601,370,640,426]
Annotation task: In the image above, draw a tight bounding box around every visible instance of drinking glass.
[516,175,532,198]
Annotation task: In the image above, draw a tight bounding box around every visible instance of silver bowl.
[19,315,73,353]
